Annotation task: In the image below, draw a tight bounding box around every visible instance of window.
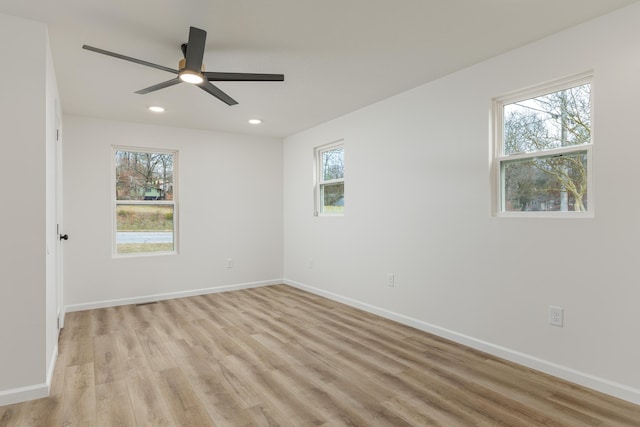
[113,148,177,255]
[494,74,592,216]
[315,141,344,215]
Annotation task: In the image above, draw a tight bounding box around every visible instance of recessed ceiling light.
[149,106,165,113]
[249,119,262,125]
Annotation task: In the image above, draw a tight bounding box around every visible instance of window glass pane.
[322,147,344,181]
[503,83,590,155]
[115,151,174,201]
[503,151,587,212]
[116,204,174,254]
[321,182,344,214]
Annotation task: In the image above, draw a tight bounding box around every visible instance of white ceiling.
[1,0,637,138]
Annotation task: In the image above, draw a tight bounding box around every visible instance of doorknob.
[60,234,69,241]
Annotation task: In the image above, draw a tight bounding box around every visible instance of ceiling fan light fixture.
[179,70,204,84]
[83,26,284,106]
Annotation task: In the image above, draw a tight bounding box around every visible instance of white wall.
[0,13,54,405]
[63,116,283,309]
[284,4,640,404]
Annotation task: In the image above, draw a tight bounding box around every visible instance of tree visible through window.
[114,148,177,255]
[496,76,592,214]
[316,142,344,215]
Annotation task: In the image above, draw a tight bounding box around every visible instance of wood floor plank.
[113,328,146,362]
[126,366,175,427]
[134,327,176,372]
[150,315,189,343]
[155,367,215,426]
[316,376,414,427]
[445,358,604,426]
[221,325,287,373]
[0,404,22,427]
[548,390,640,426]
[192,317,244,358]
[92,307,118,336]
[244,404,296,427]
[95,380,136,427]
[2,284,639,426]
[59,311,94,367]
[382,394,468,427]
[93,333,126,385]
[55,362,97,426]
[179,353,259,426]
[222,355,328,426]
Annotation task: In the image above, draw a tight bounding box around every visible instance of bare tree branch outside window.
[114,149,176,254]
[502,83,590,212]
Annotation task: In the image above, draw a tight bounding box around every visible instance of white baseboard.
[64,279,283,313]
[284,279,640,406]
[0,383,49,407]
[57,306,65,330]
[0,341,60,406]
[47,344,58,391]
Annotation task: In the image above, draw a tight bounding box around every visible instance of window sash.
[319,177,344,185]
[113,147,178,256]
[499,146,590,212]
[315,140,344,216]
[493,74,593,217]
[497,143,590,163]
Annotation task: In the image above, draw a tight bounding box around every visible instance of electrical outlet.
[226,258,233,268]
[387,273,395,287]
[549,306,564,327]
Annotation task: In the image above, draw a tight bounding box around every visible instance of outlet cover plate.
[549,306,564,327]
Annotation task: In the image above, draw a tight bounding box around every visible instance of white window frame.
[492,73,594,218]
[314,140,344,216]
[112,146,179,257]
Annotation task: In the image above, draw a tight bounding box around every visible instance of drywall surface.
[284,4,640,403]
[63,116,283,308]
[0,13,48,401]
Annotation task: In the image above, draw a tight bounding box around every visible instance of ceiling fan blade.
[184,27,206,71]
[135,78,182,94]
[198,81,238,106]
[203,72,285,82]
[82,45,178,74]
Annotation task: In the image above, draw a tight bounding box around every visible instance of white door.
[55,114,65,329]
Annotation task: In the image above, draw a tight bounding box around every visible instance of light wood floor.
[1,285,639,426]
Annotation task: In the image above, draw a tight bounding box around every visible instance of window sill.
[494,211,593,219]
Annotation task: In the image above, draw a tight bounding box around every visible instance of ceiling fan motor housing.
[178,58,205,73]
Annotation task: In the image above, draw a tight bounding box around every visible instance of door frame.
[55,110,64,329]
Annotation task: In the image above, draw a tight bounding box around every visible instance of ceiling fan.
[82,26,284,106]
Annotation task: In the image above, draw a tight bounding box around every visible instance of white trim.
[47,344,58,391]
[498,144,590,163]
[494,72,593,106]
[314,139,345,216]
[0,383,49,407]
[112,146,179,257]
[57,306,66,329]
[283,278,640,406]
[491,72,594,217]
[64,279,283,312]
[0,340,59,406]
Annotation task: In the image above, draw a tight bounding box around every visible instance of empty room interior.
[2,0,640,425]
